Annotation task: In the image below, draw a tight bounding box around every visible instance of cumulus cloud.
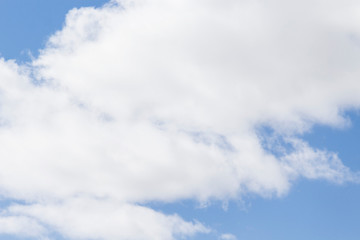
[0,0,360,239]
[6,198,208,240]
[0,216,46,238]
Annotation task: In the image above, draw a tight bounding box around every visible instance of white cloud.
[281,138,359,183]
[0,0,360,239]
[6,198,208,240]
[220,233,237,240]
[0,216,46,238]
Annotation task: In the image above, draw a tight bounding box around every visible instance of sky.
[0,0,359,240]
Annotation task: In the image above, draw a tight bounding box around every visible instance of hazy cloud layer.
[1,0,360,239]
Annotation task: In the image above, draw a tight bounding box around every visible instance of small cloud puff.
[220,233,238,240]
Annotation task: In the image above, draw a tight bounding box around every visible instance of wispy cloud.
[220,233,237,240]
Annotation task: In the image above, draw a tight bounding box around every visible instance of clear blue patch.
[0,0,109,63]
[146,178,360,240]
[148,112,360,240]
[303,110,360,171]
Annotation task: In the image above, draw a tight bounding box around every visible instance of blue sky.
[152,125,360,240]
[0,1,359,240]
[0,0,107,62]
